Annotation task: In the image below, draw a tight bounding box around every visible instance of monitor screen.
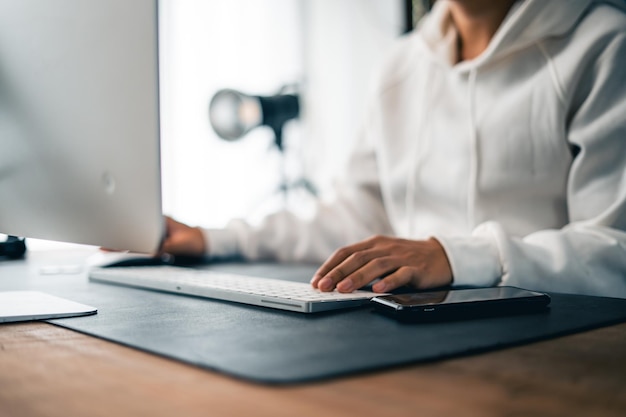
[0,0,164,253]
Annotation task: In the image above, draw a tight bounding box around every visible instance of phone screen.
[372,287,551,322]
[381,287,546,307]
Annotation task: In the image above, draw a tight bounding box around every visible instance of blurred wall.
[160,0,404,228]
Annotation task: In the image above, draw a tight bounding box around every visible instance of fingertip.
[336,278,354,293]
[372,281,388,293]
[318,276,333,292]
[310,275,320,288]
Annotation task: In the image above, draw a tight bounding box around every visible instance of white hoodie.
[204,0,626,298]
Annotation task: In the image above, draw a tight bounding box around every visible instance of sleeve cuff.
[434,234,502,288]
[201,227,240,259]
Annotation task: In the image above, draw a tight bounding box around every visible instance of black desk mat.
[3,261,626,384]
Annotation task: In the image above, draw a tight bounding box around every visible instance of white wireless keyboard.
[89,266,383,313]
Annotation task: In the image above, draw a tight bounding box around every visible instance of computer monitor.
[0,0,164,253]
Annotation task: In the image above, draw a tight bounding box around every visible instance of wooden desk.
[1,320,625,417]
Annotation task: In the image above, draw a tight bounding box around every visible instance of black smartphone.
[371,286,551,322]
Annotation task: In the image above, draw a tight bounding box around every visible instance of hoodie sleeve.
[441,31,626,297]
[203,118,394,264]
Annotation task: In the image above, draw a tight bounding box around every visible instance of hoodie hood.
[419,0,626,70]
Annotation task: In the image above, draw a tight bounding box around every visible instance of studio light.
[208,88,299,151]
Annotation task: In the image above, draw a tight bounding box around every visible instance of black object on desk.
[0,236,26,260]
[371,287,552,323]
[42,263,626,384]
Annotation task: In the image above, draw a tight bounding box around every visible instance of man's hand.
[311,235,453,293]
[160,216,206,257]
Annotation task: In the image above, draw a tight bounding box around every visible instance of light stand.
[209,88,317,206]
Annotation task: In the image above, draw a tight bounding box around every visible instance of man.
[162,0,626,298]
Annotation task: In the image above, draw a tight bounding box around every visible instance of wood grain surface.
[1,321,625,417]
